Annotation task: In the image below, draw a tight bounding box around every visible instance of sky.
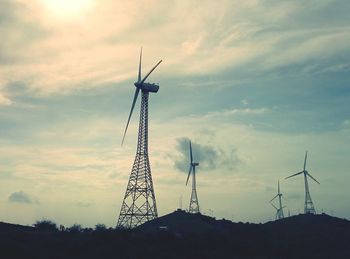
[0,0,349,227]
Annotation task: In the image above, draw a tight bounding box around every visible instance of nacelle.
[141,82,159,93]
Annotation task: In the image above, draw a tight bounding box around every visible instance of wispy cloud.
[1,0,349,95]
[208,107,270,118]
[75,201,92,208]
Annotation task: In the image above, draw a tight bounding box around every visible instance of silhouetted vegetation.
[67,223,83,233]
[1,212,350,259]
[33,219,58,232]
[94,223,107,232]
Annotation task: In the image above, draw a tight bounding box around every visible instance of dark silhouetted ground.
[1,210,349,258]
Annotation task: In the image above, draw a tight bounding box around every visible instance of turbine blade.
[270,194,278,202]
[138,47,142,82]
[140,60,162,85]
[186,165,192,186]
[278,180,280,194]
[285,171,303,179]
[307,171,320,184]
[270,203,278,210]
[303,151,308,171]
[189,140,193,164]
[121,88,140,146]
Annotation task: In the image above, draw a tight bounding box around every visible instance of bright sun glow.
[40,0,94,19]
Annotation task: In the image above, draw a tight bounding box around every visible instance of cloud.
[214,108,270,117]
[173,137,241,173]
[0,0,349,225]
[0,93,12,106]
[0,0,47,64]
[8,191,35,204]
[75,201,92,208]
[342,119,350,128]
[0,0,348,95]
[241,99,249,105]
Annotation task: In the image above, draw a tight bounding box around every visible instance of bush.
[34,219,58,231]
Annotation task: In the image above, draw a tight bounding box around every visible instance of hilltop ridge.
[0,211,349,258]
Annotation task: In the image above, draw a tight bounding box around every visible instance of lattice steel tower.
[117,49,162,228]
[270,181,285,220]
[285,151,320,214]
[186,141,200,213]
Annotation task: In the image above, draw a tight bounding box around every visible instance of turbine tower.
[117,49,162,228]
[270,181,285,220]
[185,140,200,213]
[285,151,320,214]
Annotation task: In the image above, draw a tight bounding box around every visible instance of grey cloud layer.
[8,191,35,204]
[173,137,241,173]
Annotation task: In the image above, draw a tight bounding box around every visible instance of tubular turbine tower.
[117,49,162,228]
[285,151,320,214]
[185,141,200,213]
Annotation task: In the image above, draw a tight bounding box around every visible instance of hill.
[0,211,349,258]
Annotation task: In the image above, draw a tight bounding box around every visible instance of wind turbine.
[270,181,285,220]
[285,151,320,214]
[117,48,162,228]
[186,140,200,213]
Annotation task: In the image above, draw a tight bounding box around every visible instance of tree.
[68,224,83,233]
[33,219,58,231]
[95,223,107,232]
